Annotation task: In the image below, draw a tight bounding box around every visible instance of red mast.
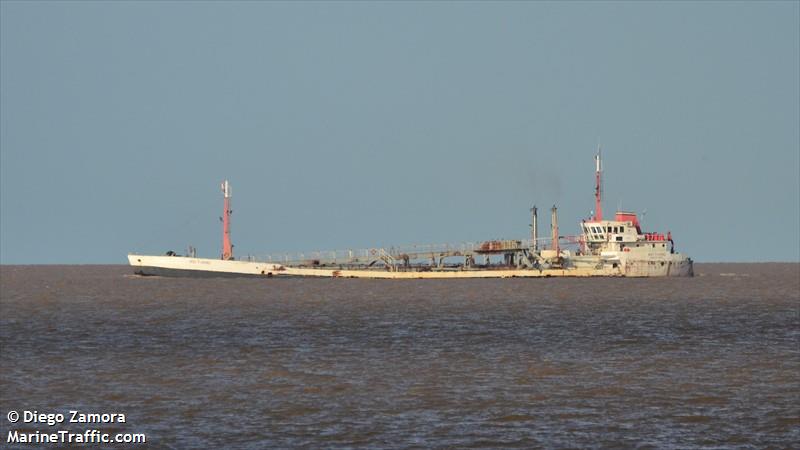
[594,147,602,221]
[221,180,233,260]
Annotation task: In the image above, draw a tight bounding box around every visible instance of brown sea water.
[1,263,798,449]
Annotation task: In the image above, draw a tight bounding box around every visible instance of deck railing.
[241,236,580,265]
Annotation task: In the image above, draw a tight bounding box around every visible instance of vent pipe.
[551,205,559,255]
[530,205,538,252]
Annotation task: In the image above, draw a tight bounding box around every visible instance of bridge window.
[620,226,624,233]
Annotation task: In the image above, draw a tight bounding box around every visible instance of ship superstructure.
[129,150,693,278]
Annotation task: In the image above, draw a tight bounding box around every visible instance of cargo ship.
[128,150,693,278]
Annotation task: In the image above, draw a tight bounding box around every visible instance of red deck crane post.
[221,180,233,260]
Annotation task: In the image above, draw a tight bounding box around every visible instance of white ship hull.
[621,256,694,277]
[128,254,692,279]
[128,254,285,278]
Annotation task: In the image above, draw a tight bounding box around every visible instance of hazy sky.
[1,1,798,264]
